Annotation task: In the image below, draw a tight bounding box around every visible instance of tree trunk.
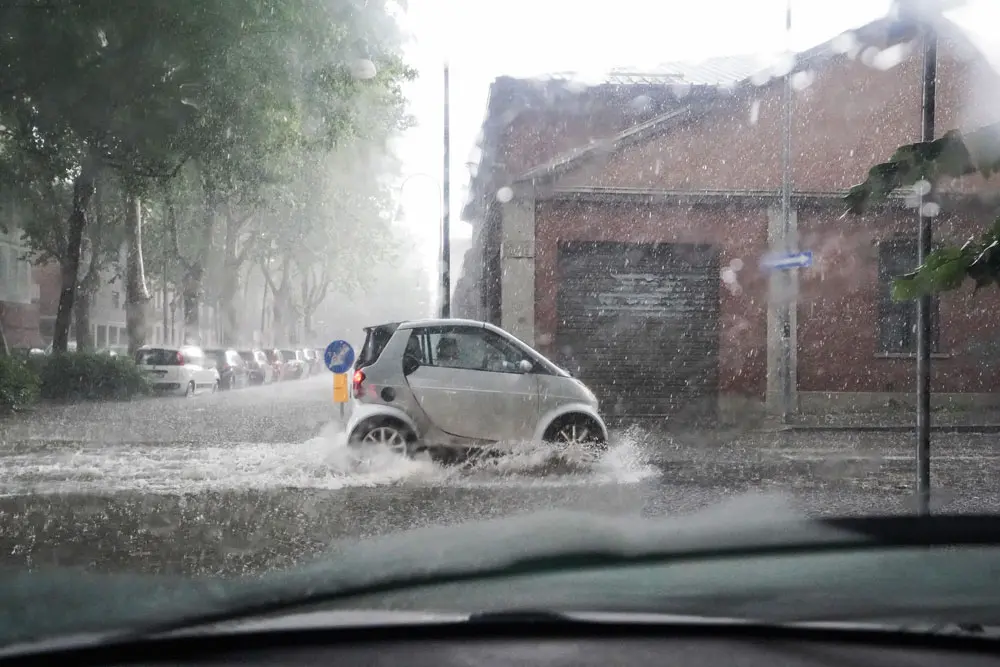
[52,161,98,352]
[220,209,244,347]
[221,267,239,347]
[161,265,169,346]
[0,304,9,357]
[124,190,151,356]
[75,248,102,351]
[74,291,93,350]
[260,275,268,346]
[182,271,201,344]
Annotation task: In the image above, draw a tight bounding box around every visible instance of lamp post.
[442,62,451,319]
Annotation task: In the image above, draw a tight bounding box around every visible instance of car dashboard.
[8,620,1000,667]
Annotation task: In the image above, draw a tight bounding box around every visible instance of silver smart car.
[346,318,608,459]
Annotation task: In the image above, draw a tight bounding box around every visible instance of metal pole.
[779,0,794,423]
[916,24,937,516]
[441,62,452,318]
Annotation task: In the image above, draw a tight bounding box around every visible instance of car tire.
[184,381,195,398]
[349,418,416,458]
[543,414,608,458]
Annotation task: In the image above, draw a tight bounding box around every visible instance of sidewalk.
[776,409,1000,433]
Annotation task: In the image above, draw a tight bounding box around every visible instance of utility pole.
[441,62,452,319]
[916,20,937,516]
[778,0,794,423]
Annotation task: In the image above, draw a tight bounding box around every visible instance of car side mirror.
[402,355,420,376]
[518,359,534,373]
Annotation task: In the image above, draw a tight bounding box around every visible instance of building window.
[877,238,939,354]
[97,325,107,348]
[111,291,120,309]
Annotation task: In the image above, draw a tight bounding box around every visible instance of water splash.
[0,423,658,496]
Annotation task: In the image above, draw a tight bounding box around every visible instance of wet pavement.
[1,375,999,576]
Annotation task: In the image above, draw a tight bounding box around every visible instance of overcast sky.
[387,0,999,298]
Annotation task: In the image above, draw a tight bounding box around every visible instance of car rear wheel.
[350,419,415,457]
[544,414,607,459]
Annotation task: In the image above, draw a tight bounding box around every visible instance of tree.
[254,142,401,345]
[1,0,414,352]
[844,122,1000,300]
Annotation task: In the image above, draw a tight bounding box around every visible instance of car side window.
[410,327,528,374]
[404,331,430,365]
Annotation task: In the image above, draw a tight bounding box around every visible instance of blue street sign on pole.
[324,340,356,374]
[760,251,813,271]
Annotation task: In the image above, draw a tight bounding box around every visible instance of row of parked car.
[133,344,327,396]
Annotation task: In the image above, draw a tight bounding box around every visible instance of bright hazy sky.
[388,0,999,292]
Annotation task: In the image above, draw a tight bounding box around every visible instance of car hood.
[0,494,840,645]
[3,494,998,647]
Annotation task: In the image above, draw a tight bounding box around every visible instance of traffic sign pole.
[325,339,356,424]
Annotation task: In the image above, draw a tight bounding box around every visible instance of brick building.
[455,17,1000,423]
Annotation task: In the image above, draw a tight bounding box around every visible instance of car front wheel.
[544,414,607,459]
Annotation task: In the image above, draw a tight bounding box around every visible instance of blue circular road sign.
[324,340,356,374]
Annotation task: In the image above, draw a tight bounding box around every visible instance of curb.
[771,424,1000,434]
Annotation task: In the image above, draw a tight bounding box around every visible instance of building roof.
[507,15,991,187]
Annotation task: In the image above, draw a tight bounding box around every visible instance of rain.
[1,0,1000,630]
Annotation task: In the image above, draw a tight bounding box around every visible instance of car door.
[403,325,539,442]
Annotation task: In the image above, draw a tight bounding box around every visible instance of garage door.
[555,241,720,422]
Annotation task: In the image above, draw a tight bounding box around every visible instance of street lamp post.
[442,63,451,319]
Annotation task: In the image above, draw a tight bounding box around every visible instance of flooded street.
[2,376,999,577]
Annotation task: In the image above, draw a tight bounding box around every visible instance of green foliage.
[34,353,150,401]
[845,122,1000,300]
[1,0,415,347]
[0,356,40,413]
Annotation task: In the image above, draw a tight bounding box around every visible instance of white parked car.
[134,345,220,396]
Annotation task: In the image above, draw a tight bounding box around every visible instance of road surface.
[1,375,998,576]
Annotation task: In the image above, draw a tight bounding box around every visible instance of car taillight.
[352,369,365,397]
[176,351,185,365]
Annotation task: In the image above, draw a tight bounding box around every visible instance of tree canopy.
[844,121,1000,300]
[0,0,415,351]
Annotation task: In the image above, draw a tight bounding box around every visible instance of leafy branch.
[844,121,1000,300]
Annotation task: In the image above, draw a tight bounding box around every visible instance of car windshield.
[134,349,179,366]
[2,0,1000,651]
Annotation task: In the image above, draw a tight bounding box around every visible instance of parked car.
[302,348,322,375]
[205,348,250,390]
[346,318,608,460]
[238,349,274,385]
[263,349,284,381]
[43,340,77,355]
[134,345,219,396]
[278,349,306,380]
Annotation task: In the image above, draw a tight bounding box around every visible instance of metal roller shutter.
[555,241,720,422]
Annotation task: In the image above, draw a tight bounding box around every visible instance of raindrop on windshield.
[349,59,377,80]
[496,186,514,203]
